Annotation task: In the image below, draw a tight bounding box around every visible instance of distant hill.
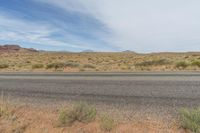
[122,50,137,54]
[0,44,38,53]
[81,50,94,52]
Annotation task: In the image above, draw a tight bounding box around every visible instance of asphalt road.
[0,72,200,109]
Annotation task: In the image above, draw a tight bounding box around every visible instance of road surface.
[0,72,200,109]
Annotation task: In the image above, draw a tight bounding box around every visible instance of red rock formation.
[0,44,38,52]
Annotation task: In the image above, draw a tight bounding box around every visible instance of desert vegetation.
[57,102,96,126]
[1,52,200,72]
[179,108,200,133]
[99,114,115,131]
[0,102,186,133]
[0,63,9,69]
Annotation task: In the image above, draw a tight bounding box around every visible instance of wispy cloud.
[1,0,200,52]
[42,0,200,52]
[0,1,117,51]
[1,14,62,44]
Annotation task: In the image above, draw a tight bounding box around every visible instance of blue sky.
[0,0,200,52]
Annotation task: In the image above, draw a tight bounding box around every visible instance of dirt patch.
[0,104,186,133]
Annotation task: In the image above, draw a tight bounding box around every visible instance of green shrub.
[83,64,96,69]
[53,62,65,69]
[65,62,80,68]
[100,114,115,132]
[176,61,189,69]
[46,63,54,69]
[179,108,200,133]
[135,59,170,66]
[58,109,75,126]
[75,103,96,123]
[58,102,97,126]
[191,61,200,67]
[0,64,9,69]
[32,64,44,69]
[46,62,80,69]
[46,62,65,69]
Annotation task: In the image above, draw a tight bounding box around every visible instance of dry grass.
[0,63,9,69]
[176,61,189,69]
[57,102,97,126]
[0,103,185,133]
[99,114,115,132]
[179,108,200,133]
[32,64,44,69]
[1,52,200,72]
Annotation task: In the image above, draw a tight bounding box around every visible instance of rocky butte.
[0,44,38,52]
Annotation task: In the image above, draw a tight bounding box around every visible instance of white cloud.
[0,13,68,46]
[0,12,99,50]
[42,0,200,52]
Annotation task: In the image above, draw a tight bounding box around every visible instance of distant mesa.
[122,50,137,54]
[81,50,94,52]
[0,44,38,53]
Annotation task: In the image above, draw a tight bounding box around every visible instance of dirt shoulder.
[0,102,187,133]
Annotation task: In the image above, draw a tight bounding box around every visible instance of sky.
[0,0,200,52]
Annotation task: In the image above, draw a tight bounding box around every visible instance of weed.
[100,114,115,132]
[0,63,9,69]
[176,61,189,69]
[191,61,200,67]
[58,102,97,126]
[74,102,96,123]
[0,105,10,118]
[83,64,96,69]
[46,62,65,69]
[58,109,75,126]
[179,108,200,133]
[135,59,170,66]
[32,64,44,69]
[65,62,80,68]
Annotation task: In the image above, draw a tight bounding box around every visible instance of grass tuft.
[65,62,80,68]
[58,102,97,126]
[135,59,170,67]
[100,114,115,132]
[83,64,96,69]
[58,109,74,126]
[191,60,200,67]
[0,105,10,118]
[179,108,200,133]
[0,63,9,69]
[176,61,189,69]
[32,64,44,69]
[46,62,65,70]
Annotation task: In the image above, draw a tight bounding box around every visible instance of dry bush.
[83,64,96,69]
[191,60,200,67]
[0,63,9,69]
[46,62,65,69]
[58,102,97,126]
[32,64,44,69]
[176,61,189,69]
[100,114,115,132]
[179,108,200,133]
[65,62,80,68]
[135,59,170,67]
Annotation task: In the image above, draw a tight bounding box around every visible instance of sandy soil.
[1,52,200,72]
[0,104,187,133]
